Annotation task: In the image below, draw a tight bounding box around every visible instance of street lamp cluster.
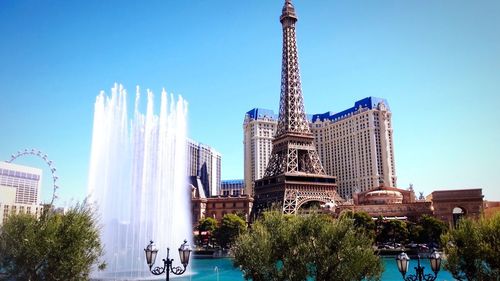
[144,240,192,281]
[396,249,442,281]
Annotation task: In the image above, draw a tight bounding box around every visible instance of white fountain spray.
[88,84,191,280]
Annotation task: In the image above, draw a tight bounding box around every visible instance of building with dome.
[360,188,404,205]
[341,183,432,221]
[336,183,485,227]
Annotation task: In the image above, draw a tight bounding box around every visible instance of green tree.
[418,215,448,245]
[442,214,500,281]
[215,213,246,249]
[480,213,500,278]
[197,217,218,233]
[374,216,385,243]
[408,222,424,243]
[353,211,376,236]
[0,202,105,281]
[196,217,218,247]
[340,211,375,238]
[378,220,408,245]
[233,211,382,281]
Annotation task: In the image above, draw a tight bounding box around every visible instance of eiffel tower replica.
[253,0,341,215]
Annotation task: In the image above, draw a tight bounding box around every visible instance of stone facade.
[191,180,253,228]
[431,189,483,226]
[484,201,500,218]
[342,184,431,220]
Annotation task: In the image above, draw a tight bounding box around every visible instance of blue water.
[170,258,457,281]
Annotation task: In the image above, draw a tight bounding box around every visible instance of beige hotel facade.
[0,161,44,225]
[244,97,396,199]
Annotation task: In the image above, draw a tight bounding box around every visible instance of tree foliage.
[377,220,408,244]
[408,223,425,243]
[442,213,500,281]
[407,215,448,244]
[233,211,382,281]
[341,211,376,238]
[0,202,105,281]
[417,215,448,244]
[352,211,376,232]
[197,217,218,233]
[215,213,246,249]
[196,217,218,248]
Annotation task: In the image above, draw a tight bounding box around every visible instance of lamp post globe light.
[144,240,192,281]
[396,249,442,281]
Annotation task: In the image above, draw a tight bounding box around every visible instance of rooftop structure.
[311,97,390,123]
[221,179,245,197]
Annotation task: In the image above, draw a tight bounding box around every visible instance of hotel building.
[187,138,222,197]
[0,162,44,225]
[243,108,278,195]
[244,97,396,199]
[311,97,396,199]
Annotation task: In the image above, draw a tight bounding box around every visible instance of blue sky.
[0,0,499,205]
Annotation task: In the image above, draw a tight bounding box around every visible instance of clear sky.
[1,0,499,205]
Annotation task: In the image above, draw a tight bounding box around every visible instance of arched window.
[452,207,465,227]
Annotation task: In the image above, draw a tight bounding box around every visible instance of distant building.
[243,108,278,195]
[0,203,45,226]
[311,97,396,199]
[221,179,245,196]
[0,162,44,225]
[190,176,207,226]
[483,200,500,218]
[244,97,397,200]
[0,162,42,205]
[345,183,432,221]
[190,177,253,227]
[201,196,253,224]
[187,138,222,197]
[339,185,484,227]
[431,189,484,226]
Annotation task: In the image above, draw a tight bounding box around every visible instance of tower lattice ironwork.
[253,0,341,215]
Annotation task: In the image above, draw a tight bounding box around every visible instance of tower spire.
[276,0,310,138]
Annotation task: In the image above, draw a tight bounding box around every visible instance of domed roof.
[366,189,403,197]
[365,189,403,204]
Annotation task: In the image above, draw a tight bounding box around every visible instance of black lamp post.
[144,240,192,281]
[396,249,442,281]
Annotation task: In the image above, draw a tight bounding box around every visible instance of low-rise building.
[191,177,253,228]
[339,185,484,226]
[342,183,432,221]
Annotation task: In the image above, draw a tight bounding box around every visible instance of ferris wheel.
[6,148,59,206]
